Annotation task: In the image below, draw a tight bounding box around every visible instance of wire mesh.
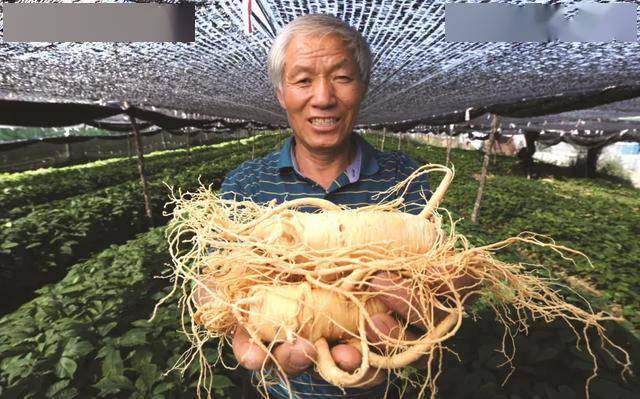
[0,1,639,125]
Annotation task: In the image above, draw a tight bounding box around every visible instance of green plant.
[0,136,280,315]
[0,227,238,398]
[0,134,278,219]
[598,158,632,181]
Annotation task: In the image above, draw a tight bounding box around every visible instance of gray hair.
[267,14,372,95]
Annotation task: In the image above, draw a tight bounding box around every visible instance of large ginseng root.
[156,164,631,399]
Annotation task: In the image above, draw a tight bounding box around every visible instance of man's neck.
[293,137,355,190]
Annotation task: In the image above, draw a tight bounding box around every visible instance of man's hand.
[219,270,480,379]
[368,270,480,332]
[232,326,397,377]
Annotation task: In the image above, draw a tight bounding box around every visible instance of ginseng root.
[155,164,631,399]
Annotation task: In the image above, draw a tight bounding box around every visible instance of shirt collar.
[277,135,295,170]
[355,133,380,176]
[277,133,379,178]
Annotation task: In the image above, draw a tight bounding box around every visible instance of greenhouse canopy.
[0,0,639,132]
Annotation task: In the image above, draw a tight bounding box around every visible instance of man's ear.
[275,88,287,109]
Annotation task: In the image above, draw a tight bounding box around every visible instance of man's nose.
[310,78,337,108]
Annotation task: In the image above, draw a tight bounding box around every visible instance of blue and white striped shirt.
[220,133,431,399]
[221,133,431,214]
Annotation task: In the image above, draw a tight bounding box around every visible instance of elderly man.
[216,14,474,399]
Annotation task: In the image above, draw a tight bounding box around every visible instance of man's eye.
[296,78,311,85]
[336,76,353,82]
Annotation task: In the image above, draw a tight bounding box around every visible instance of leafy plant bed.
[0,134,280,219]
[1,228,637,399]
[367,134,640,333]
[1,133,638,398]
[0,227,239,399]
[3,147,232,222]
[430,306,640,399]
[0,138,278,315]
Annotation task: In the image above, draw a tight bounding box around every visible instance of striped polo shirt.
[220,133,431,399]
[221,133,431,213]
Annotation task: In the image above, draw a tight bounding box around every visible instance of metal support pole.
[380,127,386,151]
[471,115,499,224]
[129,115,154,225]
[397,132,402,151]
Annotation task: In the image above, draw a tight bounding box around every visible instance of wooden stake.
[446,125,453,166]
[127,133,133,161]
[186,130,192,160]
[492,138,498,165]
[522,131,538,179]
[471,115,500,224]
[381,127,386,151]
[160,130,167,150]
[586,146,602,178]
[129,115,154,225]
[250,129,255,159]
[397,133,402,151]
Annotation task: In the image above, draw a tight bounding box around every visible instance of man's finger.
[369,272,428,330]
[365,313,419,350]
[328,343,390,388]
[232,327,269,371]
[365,313,402,346]
[330,343,362,372]
[273,337,317,376]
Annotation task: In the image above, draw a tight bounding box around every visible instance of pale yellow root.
[156,163,632,399]
[245,284,387,343]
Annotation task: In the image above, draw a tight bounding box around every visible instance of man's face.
[276,33,363,153]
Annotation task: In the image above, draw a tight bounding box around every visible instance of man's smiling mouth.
[309,117,340,126]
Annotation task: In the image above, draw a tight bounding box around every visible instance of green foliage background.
[0,132,638,399]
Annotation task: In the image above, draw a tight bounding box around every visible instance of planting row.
[0,133,281,219]
[0,140,276,315]
[1,135,638,398]
[368,134,640,331]
[1,224,637,398]
[2,139,250,222]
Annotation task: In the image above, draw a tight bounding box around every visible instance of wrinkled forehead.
[283,32,358,72]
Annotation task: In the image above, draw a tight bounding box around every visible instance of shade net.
[0,0,639,127]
